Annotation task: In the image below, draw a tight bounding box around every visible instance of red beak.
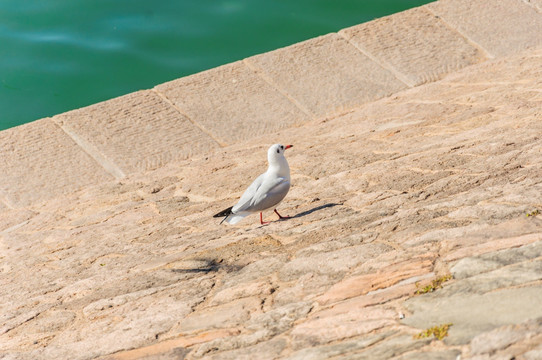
[285,145,293,150]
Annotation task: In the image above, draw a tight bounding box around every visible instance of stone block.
[396,350,460,360]
[428,0,542,58]
[451,240,542,279]
[177,297,261,333]
[317,256,433,304]
[340,7,485,86]
[246,33,407,119]
[155,61,310,145]
[349,335,430,360]
[0,118,113,207]
[284,334,388,360]
[54,90,219,175]
[279,243,393,281]
[403,286,542,345]
[290,307,396,349]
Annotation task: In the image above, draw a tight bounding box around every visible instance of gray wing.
[235,176,290,213]
[232,173,266,213]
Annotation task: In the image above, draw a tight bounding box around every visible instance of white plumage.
[213,144,293,225]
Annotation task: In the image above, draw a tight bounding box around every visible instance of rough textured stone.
[246,33,407,118]
[428,0,542,57]
[290,307,397,349]
[54,90,219,175]
[526,0,542,12]
[451,240,542,279]
[284,333,389,360]
[403,286,542,345]
[317,255,433,304]
[155,61,311,145]
[279,242,393,281]
[346,335,431,360]
[340,7,485,86]
[0,118,113,207]
[176,298,262,334]
[465,318,542,359]
[2,4,542,360]
[396,350,461,360]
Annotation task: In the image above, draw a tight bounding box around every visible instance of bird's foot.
[274,209,290,220]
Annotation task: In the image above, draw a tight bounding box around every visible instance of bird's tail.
[224,213,248,225]
[213,206,249,225]
[213,206,233,224]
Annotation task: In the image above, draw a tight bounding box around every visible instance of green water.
[0,0,432,130]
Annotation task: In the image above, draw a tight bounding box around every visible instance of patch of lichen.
[526,209,540,217]
[415,274,452,295]
[414,323,453,340]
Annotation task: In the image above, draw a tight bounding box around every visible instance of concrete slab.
[0,119,113,207]
[340,7,486,86]
[246,33,407,119]
[155,61,311,146]
[53,90,219,175]
[428,0,542,58]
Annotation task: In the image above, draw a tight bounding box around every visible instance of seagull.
[213,144,293,225]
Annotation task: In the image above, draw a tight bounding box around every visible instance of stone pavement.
[1,0,542,359]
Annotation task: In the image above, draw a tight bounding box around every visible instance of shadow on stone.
[293,203,342,219]
[171,258,243,274]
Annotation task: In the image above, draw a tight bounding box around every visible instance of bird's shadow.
[256,203,341,227]
[170,259,243,274]
[292,202,342,219]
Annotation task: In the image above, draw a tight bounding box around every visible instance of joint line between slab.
[151,88,227,147]
[337,31,415,88]
[242,58,316,120]
[51,119,126,180]
[424,6,494,60]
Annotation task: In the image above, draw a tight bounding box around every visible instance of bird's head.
[267,144,293,169]
[268,144,293,157]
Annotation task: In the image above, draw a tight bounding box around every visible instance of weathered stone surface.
[465,318,542,359]
[345,335,431,360]
[176,298,262,334]
[403,286,542,345]
[527,0,542,12]
[155,61,311,145]
[284,333,390,360]
[317,254,433,304]
[340,7,485,86]
[290,307,397,349]
[279,242,393,281]
[0,118,113,207]
[197,337,287,360]
[54,90,219,175]
[396,349,461,360]
[102,329,239,360]
[451,240,542,279]
[2,4,542,359]
[246,33,407,118]
[428,0,542,57]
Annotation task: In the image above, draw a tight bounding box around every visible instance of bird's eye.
[277,149,280,153]
[281,145,284,149]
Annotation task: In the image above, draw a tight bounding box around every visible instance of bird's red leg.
[260,212,270,225]
[274,209,290,220]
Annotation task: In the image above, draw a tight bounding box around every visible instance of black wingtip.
[213,206,233,218]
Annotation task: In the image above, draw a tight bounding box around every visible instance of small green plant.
[415,274,452,295]
[414,323,453,340]
[526,209,540,217]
